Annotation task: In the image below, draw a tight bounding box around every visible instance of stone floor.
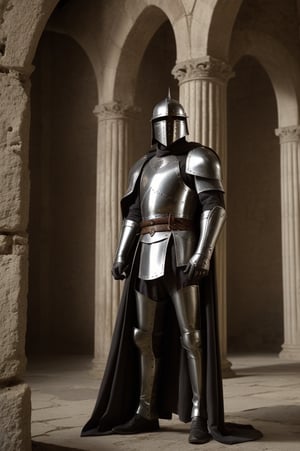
[25,354,300,451]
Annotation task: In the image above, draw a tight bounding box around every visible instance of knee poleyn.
[181,330,202,353]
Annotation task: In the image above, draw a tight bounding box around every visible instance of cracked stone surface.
[24,354,300,451]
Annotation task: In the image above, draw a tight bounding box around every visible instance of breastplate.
[140,155,198,220]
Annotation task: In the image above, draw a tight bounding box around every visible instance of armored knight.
[81,95,262,445]
[111,94,225,444]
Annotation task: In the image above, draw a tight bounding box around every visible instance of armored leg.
[112,291,163,435]
[171,285,210,444]
[134,290,164,420]
[172,285,204,417]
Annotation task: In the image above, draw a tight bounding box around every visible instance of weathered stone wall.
[0,63,32,451]
[0,384,31,451]
[0,1,59,449]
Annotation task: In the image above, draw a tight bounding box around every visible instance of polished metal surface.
[134,291,163,420]
[138,237,170,280]
[171,285,200,332]
[151,94,187,121]
[182,330,203,418]
[151,94,188,146]
[186,147,223,191]
[135,290,160,332]
[138,155,198,280]
[122,154,148,199]
[194,175,224,193]
[140,155,198,221]
[112,219,139,279]
[171,285,203,418]
[194,206,226,261]
[152,117,188,146]
[134,327,160,419]
[114,219,139,264]
[185,206,226,281]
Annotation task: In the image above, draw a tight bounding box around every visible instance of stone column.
[275,125,300,360]
[93,101,137,373]
[172,56,234,376]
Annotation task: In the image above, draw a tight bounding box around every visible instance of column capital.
[94,101,140,121]
[172,56,233,85]
[275,125,300,143]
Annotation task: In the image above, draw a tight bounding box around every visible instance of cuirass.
[138,155,198,281]
[140,155,198,220]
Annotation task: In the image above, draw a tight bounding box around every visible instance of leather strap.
[140,215,194,236]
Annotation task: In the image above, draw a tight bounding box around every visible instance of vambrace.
[112,219,139,279]
[196,206,226,265]
[181,330,204,418]
[185,206,226,280]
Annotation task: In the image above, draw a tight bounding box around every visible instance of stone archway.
[230,30,300,127]
[191,0,243,60]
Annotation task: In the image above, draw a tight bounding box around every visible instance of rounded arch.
[108,0,189,105]
[230,30,300,127]
[21,0,188,105]
[190,0,243,60]
[113,6,169,104]
[1,0,59,70]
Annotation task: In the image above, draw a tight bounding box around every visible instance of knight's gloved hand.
[184,253,210,282]
[111,259,129,280]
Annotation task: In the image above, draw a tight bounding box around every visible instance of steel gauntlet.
[112,219,139,280]
[185,206,226,280]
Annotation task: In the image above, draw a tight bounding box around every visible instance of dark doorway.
[27,31,97,357]
[227,55,283,353]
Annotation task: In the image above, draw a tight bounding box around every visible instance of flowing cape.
[81,143,262,443]
[81,253,262,444]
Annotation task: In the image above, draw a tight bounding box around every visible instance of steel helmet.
[151,91,189,146]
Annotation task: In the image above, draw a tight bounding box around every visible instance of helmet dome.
[151,93,189,146]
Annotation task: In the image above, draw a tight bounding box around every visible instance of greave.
[172,285,205,419]
[134,328,160,419]
[134,291,164,420]
[181,330,205,418]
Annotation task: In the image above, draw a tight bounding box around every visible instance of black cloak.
[81,145,262,444]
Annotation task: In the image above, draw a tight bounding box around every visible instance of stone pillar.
[173,56,234,376]
[93,101,137,373]
[0,68,32,450]
[275,125,300,360]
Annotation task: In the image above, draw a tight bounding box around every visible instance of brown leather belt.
[140,215,194,236]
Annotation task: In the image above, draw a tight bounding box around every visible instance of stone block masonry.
[0,71,30,231]
[0,32,32,450]
[0,384,31,451]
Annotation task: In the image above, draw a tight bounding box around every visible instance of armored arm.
[112,156,146,280]
[184,147,226,280]
[184,206,226,280]
[112,219,140,280]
